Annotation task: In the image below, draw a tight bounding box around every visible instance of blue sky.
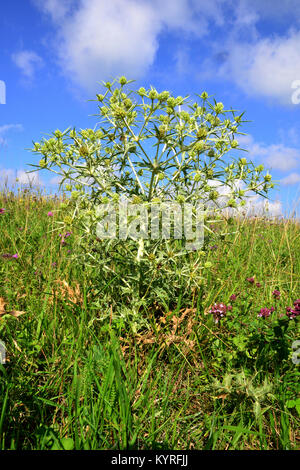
[1,0,300,216]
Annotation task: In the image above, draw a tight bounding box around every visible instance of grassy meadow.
[0,186,299,450]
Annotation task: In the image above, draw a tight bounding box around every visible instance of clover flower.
[59,231,72,246]
[209,302,232,323]
[230,294,237,301]
[257,307,274,318]
[1,253,18,259]
[286,299,300,319]
[272,290,280,300]
[246,277,255,284]
[47,211,53,217]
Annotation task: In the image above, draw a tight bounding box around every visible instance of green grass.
[0,187,299,450]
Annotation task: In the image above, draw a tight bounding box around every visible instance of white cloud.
[0,124,24,134]
[32,0,74,22]
[32,0,226,91]
[205,178,282,216]
[221,195,283,218]
[238,134,300,171]
[30,0,300,103]
[219,30,300,104]
[280,172,300,185]
[278,125,300,146]
[12,50,43,79]
[243,196,283,217]
[189,1,300,104]
[49,175,62,185]
[0,168,43,186]
[0,124,24,146]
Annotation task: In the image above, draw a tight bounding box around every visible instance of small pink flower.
[246,277,255,284]
[272,290,280,300]
[12,253,18,259]
[209,302,232,323]
[0,208,5,214]
[258,307,274,318]
[286,299,300,319]
[47,211,53,217]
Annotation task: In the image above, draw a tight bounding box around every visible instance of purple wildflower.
[47,211,53,217]
[247,277,255,284]
[256,282,262,288]
[230,294,237,302]
[257,307,275,318]
[59,231,72,245]
[286,299,300,319]
[272,290,281,300]
[0,208,5,214]
[1,253,18,259]
[209,302,232,323]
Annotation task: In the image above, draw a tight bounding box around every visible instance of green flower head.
[71,191,80,200]
[197,127,208,140]
[175,96,184,106]
[228,198,237,208]
[124,98,132,109]
[231,139,239,148]
[214,102,224,114]
[138,87,147,96]
[158,91,170,101]
[209,190,219,201]
[167,97,176,107]
[39,159,47,168]
[264,173,272,182]
[119,76,128,85]
[194,171,202,182]
[176,195,185,203]
[148,89,158,100]
[256,164,264,172]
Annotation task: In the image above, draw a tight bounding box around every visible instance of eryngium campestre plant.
[28,77,274,327]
